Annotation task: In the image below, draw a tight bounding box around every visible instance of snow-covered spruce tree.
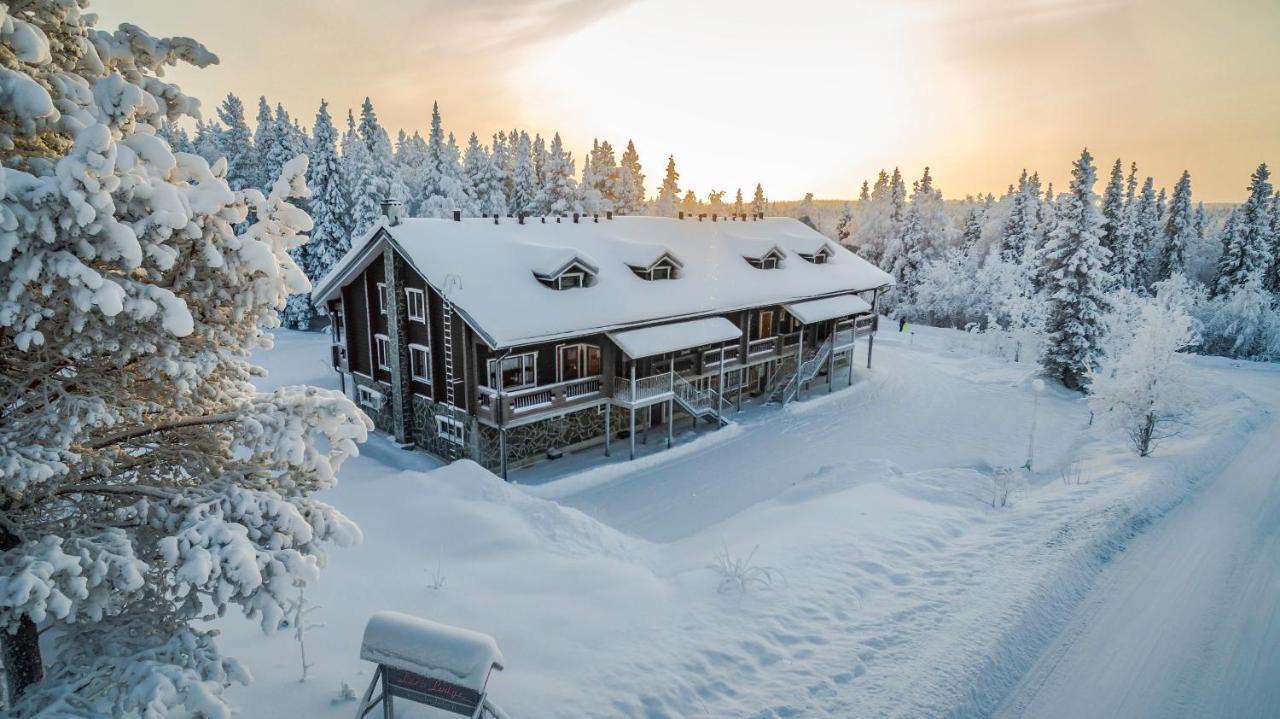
[1159,170,1195,282]
[751,182,766,215]
[341,108,382,238]
[1090,277,1200,456]
[1000,169,1033,263]
[890,203,926,311]
[1099,159,1125,275]
[509,131,539,216]
[282,100,351,330]
[1038,148,1111,390]
[0,5,370,714]
[252,97,277,192]
[214,93,256,191]
[1131,175,1159,291]
[618,139,645,214]
[535,132,579,216]
[1229,164,1275,291]
[1198,273,1280,359]
[1111,163,1143,292]
[464,132,507,216]
[654,155,681,217]
[835,202,854,243]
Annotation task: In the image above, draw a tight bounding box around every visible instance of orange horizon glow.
[103,0,1280,203]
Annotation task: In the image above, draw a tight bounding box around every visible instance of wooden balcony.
[612,373,674,407]
[474,374,605,426]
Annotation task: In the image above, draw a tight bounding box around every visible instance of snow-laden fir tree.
[1132,176,1160,291]
[1038,148,1111,390]
[654,156,681,217]
[734,188,746,215]
[215,93,256,191]
[751,183,766,215]
[1270,191,1280,293]
[0,4,371,714]
[1000,169,1035,263]
[1159,170,1195,282]
[509,132,539,215]
[891,203,927,310]
[1089,276,1200,456]
[1215,164,1274,294]
[157,119,192,154]
[282,100,351,329]
[835,202,854,242]
[536,132,579,216]
[464,132,507,216]
[618,139,646,214]
[253,97,277,191]
[192,119,224,164]
[1198,273,1280,359]
[1099,159,1125,273]
[341,108,383,238]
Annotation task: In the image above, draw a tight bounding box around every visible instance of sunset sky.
[102,0,1280,202]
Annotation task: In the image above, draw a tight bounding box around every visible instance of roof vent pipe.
[452,209,461,222]
[606,210,613,220]
[556,216,561,223]
[712,213,718,222]
[493,214,499,225]
[678,211,684,220]
[593,214,599,223]
[573,213,580,223]
[518,214,525,225]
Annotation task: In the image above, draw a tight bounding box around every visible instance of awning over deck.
[608,317,743,359]
[783,294,872,324]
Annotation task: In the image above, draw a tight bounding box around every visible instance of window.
[747,253,782,270]
[404,288,426,322]
[807,253,828,265]
[557,344,601,381]
[376,282,387,314]
[487,352,537,389]
[408,343,431,383]
[374,334,391,371]
[557,272,585,290]
[631,260,677,281]
[436,415,464,445]
[356,385,383,410]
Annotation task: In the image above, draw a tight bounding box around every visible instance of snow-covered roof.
[783,294,873,324]
[360,611,504,691]
[313,216,893,349]
[608,317,742,359]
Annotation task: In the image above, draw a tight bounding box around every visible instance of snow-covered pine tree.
[579,151,604,214]
[157,119,192,153]
[891,203,927,310]
[618,140,646,214]
[734,188,746,216]
[835,202,854,242]
[461,133,504,216]
[1158,170,1195,282]
[1132,176,1161,291]
[342,108,383,238]
[1270,191,1280,293]
[0,4,370,714]
[960,205,983,255]
[253,96,278,192]
[1215,164,1274,294]
[282,100,352,330]
[751,183,767,215]
[536,132,579,216]
[215,93,256,191]
[1038,148,1111,390]
[655,156,681,217]
[1089,276,1200,456]
[680,189,701,216]
[1099,159,1125,274]
[192,119,224,163]
[1000,169,1032,263]
[509,132,539,215]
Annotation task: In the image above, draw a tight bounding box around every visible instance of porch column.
[736,367,743,411]
[717,341,727,424]
[867,288,879,369]
[796,324,805,401]
[382,248,412,444]
[828,319,836,393]
[629,361,636,460]
[604,401,611,457]
[848,325,856,386]
[666,354,674,448]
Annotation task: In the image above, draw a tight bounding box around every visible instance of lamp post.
[1024,378,1046,471]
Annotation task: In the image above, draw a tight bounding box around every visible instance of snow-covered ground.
[218,326,1274,717]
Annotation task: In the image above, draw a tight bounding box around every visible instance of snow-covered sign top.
[608,317,743,359]
[312,216,893,349]
[783,294,873,324]
[360,611,504,691]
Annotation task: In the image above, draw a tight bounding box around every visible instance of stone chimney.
[380,199,404,227]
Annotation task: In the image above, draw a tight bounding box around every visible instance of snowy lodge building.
[311,206,894,475]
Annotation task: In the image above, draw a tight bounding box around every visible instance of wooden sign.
[384,666,482,717]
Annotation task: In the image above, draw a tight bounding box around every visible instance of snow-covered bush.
[1089,278,1201,456]
[1195,275,1280,360]
[0,3,370,714]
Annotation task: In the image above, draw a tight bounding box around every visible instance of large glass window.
[374,334,390,370]
[754,310,775,340]
[375,282,387,314]
[408,343,431,383]
[487,352,537,389]
[557,344,601,381]
[404,288,426,322]
[331,301,345,342]
[557,272,585,290]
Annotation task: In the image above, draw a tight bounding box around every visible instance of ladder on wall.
[441,275,463,460]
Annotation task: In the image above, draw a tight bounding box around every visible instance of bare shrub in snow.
[286,587,324,682]
[991,467,1019,508]
[426,555,448,591]
[709,543,781,593]
[1089,276,1200,456]
[1059,462,1084,486]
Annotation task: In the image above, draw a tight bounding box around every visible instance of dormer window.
[746,247,785,270]
[799,245,834,265]
[535,259,598,290]
[630,254,681,281]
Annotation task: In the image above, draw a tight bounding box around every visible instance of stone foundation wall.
[473,403,625,472]
[352,374,395,434]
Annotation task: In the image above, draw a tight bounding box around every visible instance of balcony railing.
[475,374,604,425]
[613,373,673,405]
